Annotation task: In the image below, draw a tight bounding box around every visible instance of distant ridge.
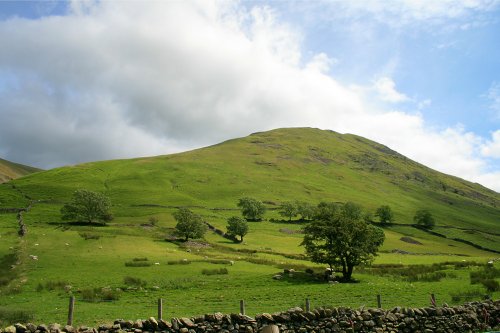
[0,157,41,183]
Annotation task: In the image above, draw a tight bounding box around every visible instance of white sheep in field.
[29,255,38,260]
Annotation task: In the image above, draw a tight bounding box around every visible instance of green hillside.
[0,127,499,325]
[0,158,40,184]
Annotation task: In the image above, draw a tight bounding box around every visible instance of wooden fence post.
[377,294,381,308]
[158,298,163,320]
[431,294,436,306]
[240,300,245,315]
[67,296,75,326]
[305,298,310,312]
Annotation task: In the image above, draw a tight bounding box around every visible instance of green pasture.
[0,128,499,326]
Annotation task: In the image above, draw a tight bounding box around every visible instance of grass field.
[0,128,499,326]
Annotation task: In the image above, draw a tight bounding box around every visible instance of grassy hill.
[0,127,499,325]
[0,158,40,184]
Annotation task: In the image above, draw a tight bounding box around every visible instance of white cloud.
[481,130,500,158]
[485,81,500,118]
[326,0,500,27]
[373,77,409,103]
[0,1,498,192]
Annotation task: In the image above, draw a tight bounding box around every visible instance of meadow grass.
[0,128,498,326]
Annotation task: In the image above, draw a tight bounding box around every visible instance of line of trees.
[58,190,437,282]
[59,190,435,232]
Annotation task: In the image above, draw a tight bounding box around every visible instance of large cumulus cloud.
[0,1,499,191]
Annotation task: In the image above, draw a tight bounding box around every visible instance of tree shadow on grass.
[273,271,361,286]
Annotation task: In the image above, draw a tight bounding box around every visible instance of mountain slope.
[0,158,41,183]
[1,128,499,324]
[0,128,498,245]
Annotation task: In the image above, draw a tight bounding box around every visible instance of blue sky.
[0,0,499,191]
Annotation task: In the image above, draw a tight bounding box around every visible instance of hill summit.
[3,128,498,232]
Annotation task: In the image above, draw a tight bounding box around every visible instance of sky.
[0,0,499,192]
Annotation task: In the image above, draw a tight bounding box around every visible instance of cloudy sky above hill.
[0,0,499,191]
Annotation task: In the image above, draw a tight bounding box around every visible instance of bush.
[206,259,232,265]
[148,217,159,226]
[0,306,34,326]
[79,232,100,240]
[470,266,500,284]
[81,287,121,302]
[124,260,152,267]
[202,268,228,275]
[167,259,191,265]
[123,276,147,288]
[450,289,484,303]
[481,279,500,292]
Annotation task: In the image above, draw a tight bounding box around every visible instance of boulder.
[260,325,279,333]
[179,318,195,328]
[4,326,16,333]
[14,324,26,333]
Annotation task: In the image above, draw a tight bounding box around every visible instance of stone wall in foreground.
[2,300,499,333]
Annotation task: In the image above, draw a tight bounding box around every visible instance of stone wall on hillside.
[2,300,499,333]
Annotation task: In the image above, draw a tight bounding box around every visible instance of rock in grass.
[4,326,16,333]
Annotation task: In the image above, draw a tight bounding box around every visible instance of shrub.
[202,268,228,275]
[123,276,147,288]
[470,266,500,284]
[481,279,500,292]
[0,306,34,326]
[132,257,149,261]
[206,259,232,265]
[148,217,159,226]
[79,232,100,240]
[45,280,69,291]
[125,261,152,267]
[450,289,484,303]
[81,287,121,302]
[167,259,191,265]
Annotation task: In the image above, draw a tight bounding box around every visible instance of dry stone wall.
[2,300,499,333]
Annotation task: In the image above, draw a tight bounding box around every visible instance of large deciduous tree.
[61,189,112,224]
[375,205,394,225]
[173,208,207,241]
[301,202,385,281]
[237,197,266,221]
[413,209,435,229]
[226,216,249,242]
[279,201,298,221]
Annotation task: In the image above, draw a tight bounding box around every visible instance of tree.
[413,209,435,229]
[61,189,112,224]
[173,208,207,241]
[226,216,249,242]
[301,202,385,281]
[296,201,315,221]
[237,197,266,221]
[279,201,298,221]
[375,205,394,225]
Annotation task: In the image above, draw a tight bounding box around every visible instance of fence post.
[240,300,245,315]
[305,298,310,312]
[377,294,381,308]
[158,298,163,320]
[430,294,436,306]
[67,296,75,326]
